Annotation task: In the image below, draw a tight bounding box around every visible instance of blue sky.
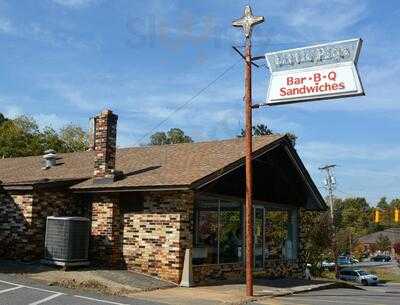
[0,0,399,204]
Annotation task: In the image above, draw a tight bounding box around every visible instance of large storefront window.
[265,209,298,261]
[193,199,242,265]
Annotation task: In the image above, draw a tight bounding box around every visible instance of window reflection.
[193,199,242,265]
[265,211,289,260]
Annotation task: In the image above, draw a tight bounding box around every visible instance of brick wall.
[32,188,85,259]
[122,191,194,283]
[0,191,34,259]
[0,187,84,260]
[90,194,124,267]
[89,190,194,283]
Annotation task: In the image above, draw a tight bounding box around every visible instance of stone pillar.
[93,109,118,183]
[90,195,123,267]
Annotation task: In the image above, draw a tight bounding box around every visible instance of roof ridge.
[119,134,283,151]
[0,135,285,161]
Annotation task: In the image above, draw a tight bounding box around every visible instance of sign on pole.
[265,38,364,105]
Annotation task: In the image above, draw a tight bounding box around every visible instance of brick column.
[91,195,123,267]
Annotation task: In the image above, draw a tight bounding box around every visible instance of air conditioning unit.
[43,216,90,267]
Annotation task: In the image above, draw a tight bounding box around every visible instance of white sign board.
[265,39,364,105]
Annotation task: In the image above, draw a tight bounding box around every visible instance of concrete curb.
[222,281,366,305]
[269,281,365,298]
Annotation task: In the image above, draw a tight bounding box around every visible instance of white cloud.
[0,18,12,33]
[52,0,99,9]
[299,141,400,162]
[34,113,71,130]
[286,1,366,34]
[1,105,23,118]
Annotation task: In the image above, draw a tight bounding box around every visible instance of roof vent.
[42,149,57,170]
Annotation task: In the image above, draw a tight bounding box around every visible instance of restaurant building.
[0,109,326,284]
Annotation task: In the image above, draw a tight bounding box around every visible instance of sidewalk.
[0,261,358,305]
[132,279,352,305]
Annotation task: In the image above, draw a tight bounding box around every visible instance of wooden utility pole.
[232,6,264,297]
[319,164,339,277]
[244,35,254,297]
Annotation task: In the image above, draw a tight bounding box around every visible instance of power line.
[133,60,240,146]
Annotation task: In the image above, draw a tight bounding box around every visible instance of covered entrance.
[191,138,326,283]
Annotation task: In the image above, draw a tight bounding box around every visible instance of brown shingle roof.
[358,228,400,244]
[0,135,284,190]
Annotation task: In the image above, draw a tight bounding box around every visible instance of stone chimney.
[93,109,118,183]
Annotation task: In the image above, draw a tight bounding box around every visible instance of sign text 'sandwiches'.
[265,38,364,105]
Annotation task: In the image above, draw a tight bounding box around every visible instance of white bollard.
[180,248,194,287]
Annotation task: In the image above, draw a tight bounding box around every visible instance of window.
[120,193,144,213]
[264,209,298,260]
[265,211,289,260]
[193,199,242,265]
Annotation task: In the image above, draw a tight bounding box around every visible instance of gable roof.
[358,228,400,244]
[0,135,326,210]
[0,135,282,189]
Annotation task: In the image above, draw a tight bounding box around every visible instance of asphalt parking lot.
[0,278,164,305]
[255,285,400,305]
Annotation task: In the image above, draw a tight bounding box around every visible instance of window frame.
[193,197,243,265]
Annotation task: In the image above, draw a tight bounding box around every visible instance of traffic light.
[373,209,381,223]
[395,208,399,223]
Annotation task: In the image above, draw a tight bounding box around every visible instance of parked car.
[371,255,391,262]
[337,256,352,266]
[339,269,379,286]
[321,260,336,271]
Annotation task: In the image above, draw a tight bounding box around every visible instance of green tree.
[377,197,390,209]
[336,227,358,255]
[375,234,391,252]
[301,211,334,275]
[239,124,273,137]
[0,113,8,126]
[333,197,370,237]
[0,116,41,157]
[0,115,88,158]
[390,198,400,209]
[238,123,297,146]
[59,124,89,152]
[149,128,193,145]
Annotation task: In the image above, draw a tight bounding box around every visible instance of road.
[0,272,398,305]
[255,285,400,305]
[0,275,164,305]
[354,260,397,268]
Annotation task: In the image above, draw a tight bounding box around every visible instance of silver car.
[339,269,379,286]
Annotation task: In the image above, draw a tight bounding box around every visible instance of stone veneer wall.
[193,263,243,284]
[0,187,83,260]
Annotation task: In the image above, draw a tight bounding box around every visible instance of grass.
[320,266,400,283]
[320,271,336,280]
[49,278,135,295]
[364,267,400,283]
